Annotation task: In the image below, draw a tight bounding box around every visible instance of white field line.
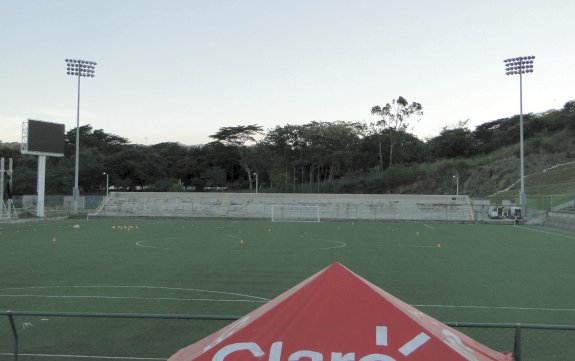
[398,245,437,248]
[0,285,270,302]
[216,220,240,229]
[135,241,178,250]
[521,226,575,240]
[0,352,165,360]
[313,239,347,250]
[0,294,266,303]
[2,286,573,313]
[413,304,575,313]
[422,224,435,230]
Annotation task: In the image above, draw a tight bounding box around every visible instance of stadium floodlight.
[66,58,97,211]
[504,55,535,218]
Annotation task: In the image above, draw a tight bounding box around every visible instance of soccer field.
[1,219,574,359]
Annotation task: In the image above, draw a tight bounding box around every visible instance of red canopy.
[169,262,513,361]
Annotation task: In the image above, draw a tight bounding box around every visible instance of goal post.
[271,205,321,222]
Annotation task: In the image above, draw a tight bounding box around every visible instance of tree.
[262,124,304,192]
[427,120,481,159]
[107,145,166,190]
[209,125,263,189]
[150,142,190,183]
[201,166,227,188]
[209,125,263,146]
[472,117,519,154]
[300,121,364,184]
[371,96,423,170]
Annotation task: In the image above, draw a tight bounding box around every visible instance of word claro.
[201,323,479,361]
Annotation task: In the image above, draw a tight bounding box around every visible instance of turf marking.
[4,286,571,313]
[216,221,239,229]
[422,224,435,230]
[0,285,270,302]
[135,240,178,250]
[413,304,575,313]
[0,353,164,360]
[398,245,437,248]
[0,294,267,303]
[313,239,347,250]
[520,226,575,240]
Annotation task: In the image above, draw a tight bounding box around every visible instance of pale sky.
[1,0,573,146]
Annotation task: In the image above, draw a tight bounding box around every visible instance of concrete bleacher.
[543,211,575,232]
[538,197,575,231]
[93,192,476,222]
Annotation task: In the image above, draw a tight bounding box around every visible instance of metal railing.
[1,311,239,361]
[2,311,575,361]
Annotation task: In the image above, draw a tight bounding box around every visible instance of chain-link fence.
[519,326,575,361]
[448,322,575,361]
[527,194,575,212]
[1,195,104,220]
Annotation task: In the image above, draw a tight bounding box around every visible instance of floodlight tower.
[66,58,97,212]
[504,55,534,218]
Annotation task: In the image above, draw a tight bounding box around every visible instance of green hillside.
[418,129,575,198]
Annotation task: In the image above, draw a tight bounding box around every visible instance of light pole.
[504,55,534,217]
[103,172,109,197]
[452,175,459,196]
[66,58,97,212]
[253,172,259,194]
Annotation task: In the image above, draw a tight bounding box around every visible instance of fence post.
[8,313,19,361]
[513,324,522,361]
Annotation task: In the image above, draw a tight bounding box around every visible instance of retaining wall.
[95,192,476,222]
[543,211,575,232]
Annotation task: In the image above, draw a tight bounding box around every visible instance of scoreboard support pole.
[37,155,46,217]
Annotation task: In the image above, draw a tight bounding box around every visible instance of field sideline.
[1,219,574,359]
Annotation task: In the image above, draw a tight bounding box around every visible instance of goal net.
[271,205,320,222]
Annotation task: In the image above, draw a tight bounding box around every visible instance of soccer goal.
[271,205,321,222]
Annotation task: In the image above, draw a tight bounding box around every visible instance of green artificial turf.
[1,219,574,359]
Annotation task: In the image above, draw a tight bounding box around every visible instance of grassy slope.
[401,129,575,200]
[325,129,575,204]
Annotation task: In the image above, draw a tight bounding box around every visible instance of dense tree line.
[1,100,573,196]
